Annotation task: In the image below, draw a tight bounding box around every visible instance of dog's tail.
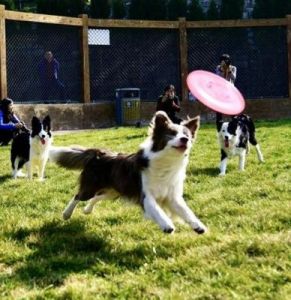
[49,146,96,170]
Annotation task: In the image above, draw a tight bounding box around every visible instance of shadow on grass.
[0,174,12,183]
[7,219,160,288]
[190,167,218,177]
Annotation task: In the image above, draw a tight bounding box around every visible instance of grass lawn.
[0,119,290,299]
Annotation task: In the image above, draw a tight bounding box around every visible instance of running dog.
[11,115,52,180]
[216,113,264,176]
[49,111,207,234]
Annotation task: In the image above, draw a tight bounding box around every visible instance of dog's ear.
[31,116,41,137]
[182,116,200,139]
[148,111,171,136]
[43,115,51,132]
[154,111,171,128]
[216,113,223,132]
[228,119,238,135]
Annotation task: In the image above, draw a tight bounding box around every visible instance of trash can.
[115,88,141,126]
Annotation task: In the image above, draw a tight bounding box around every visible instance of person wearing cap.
[215,54,237,85]
[0,98,25,146]
[156,84,182,124]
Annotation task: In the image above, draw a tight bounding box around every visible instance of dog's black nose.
[180,137,188,145]
[42,135,45,138]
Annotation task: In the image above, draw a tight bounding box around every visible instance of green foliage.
[253,0,291,19]
[0,0,15,10]
[129,0,167,20]
[112,0,126,19]
[145,0,167,21]
[128,0,143,20]
[187,0,205,21]
[90,0,110,19]
[0,120,290,298]
[207,0,220,20]
[129,0,167,21]
[36,0,86,17]
[167,0,187,20]
[220,0,244,20]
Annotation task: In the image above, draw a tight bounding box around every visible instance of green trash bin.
[115,88,141,126]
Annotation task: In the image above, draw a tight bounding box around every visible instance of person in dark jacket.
[156,84,182,124]
[39,51,65,101]
[0,98,25,146]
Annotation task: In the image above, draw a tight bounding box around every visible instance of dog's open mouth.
[224,139,229,148]
[173,145,187,152]
[40,138,46,145]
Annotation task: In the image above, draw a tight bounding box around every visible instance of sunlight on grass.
[0,120,290,299]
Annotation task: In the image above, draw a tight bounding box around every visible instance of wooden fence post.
[80,14,90,103]
[0,5,7,99]
[287,15,291,99]
[179,17,188,103]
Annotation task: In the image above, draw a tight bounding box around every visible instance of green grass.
[0,120,290,299]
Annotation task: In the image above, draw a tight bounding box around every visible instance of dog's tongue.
[224,139,229,148]
[41,138,45,145]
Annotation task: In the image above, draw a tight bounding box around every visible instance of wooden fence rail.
[0,5,290,104]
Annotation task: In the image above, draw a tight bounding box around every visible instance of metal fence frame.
[0,5,290,104]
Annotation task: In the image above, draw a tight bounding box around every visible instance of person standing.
[156,84,182,124]
[39,51,65,101]
[0,98,25,146]
[215,54,237,84]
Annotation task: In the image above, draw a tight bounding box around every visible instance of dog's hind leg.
[254,144,264,163]
[83,194,106,215]
[63,195,80,220]
[168,197,207,234]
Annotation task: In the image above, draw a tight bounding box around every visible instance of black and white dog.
[11,115,52,180]
[216,113,264,176]
[49,111,207,234]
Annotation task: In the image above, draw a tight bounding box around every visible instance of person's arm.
[228,65,237,82]
[0,111,17,131]
[172,96,180,112]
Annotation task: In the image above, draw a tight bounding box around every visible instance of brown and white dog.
[49,111,207,234]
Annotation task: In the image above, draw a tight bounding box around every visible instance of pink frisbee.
[187,70,245,115]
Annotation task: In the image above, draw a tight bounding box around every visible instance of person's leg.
[54,79,65,100]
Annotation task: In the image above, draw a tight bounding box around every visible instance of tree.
[253,0,291,19]
[167,0,187,20]
[0,0,15,10]
[90,0,110,19]
[37,0,86,17]
[220,0,244,20]
[145,0,167,20]
[128,0,144,20]
[187,0,205,21]
[112,0,126,19]
[207,0,220,20]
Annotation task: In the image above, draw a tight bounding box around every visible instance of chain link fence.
[6,21,82,103]
[187,26,288,99]
[5,19,289,103]
[89,28,181,101]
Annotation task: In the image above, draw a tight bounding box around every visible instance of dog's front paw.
[193,222,207,234]
[194,226,207,234]
[163,227,175,234]
[218,172,225,176]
